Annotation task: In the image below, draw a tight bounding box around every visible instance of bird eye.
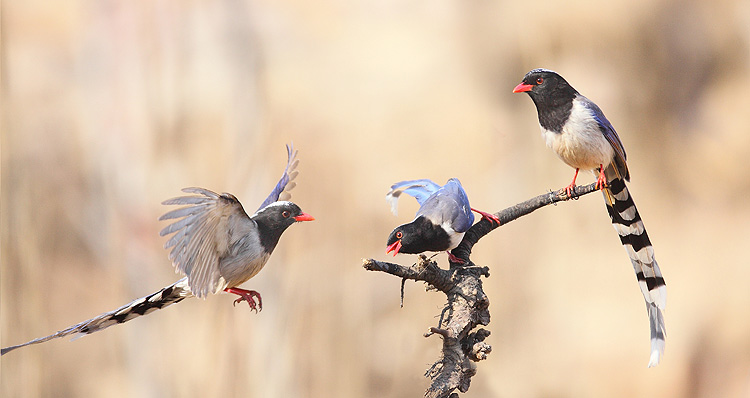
[282,210,290,218]
[536,77,544,84]
[396,231,403,239]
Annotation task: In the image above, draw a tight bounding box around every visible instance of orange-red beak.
[294,212,315,222]
[513,83,533,93]
[386,240,402,256]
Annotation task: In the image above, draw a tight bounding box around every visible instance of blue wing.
[579,96,629,178]
[257,143,299,211]
[418,178,474,233]
[386,179,442,216]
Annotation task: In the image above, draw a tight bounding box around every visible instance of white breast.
[541,100,614,171]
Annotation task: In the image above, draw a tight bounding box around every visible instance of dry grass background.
[2,0,750,397]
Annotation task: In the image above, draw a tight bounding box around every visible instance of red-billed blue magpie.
[1,144,314,355]
[385,178,499,263]
[513,69,666,367]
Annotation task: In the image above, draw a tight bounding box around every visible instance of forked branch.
[363,182,600,398]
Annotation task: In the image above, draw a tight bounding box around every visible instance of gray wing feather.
[159,188,251,298]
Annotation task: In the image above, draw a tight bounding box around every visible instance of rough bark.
[363,182,600,397]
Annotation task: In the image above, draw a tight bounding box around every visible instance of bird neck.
[531,88,577,134]
[252,218,286,254]
[401,216,453,253]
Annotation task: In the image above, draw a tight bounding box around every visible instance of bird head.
[512,68,579,124]
[513,69,575,100]
[386,227,405,256]
[386,216,451,256]
[255,201,314,230]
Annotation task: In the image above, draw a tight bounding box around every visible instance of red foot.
[564,168,580,197]
[471,208,501,226]
[224,287,263,313]
[595,165,608,190]
[447,251,466,264]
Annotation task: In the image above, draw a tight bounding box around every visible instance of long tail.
[602,167,666,367]
[1,278,192,356]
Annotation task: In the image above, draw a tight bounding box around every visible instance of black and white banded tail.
[602,167,666,367]
[1,279,192,355]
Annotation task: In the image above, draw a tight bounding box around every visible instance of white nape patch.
[612,220,645,236]
[613,188,630,202]
[541,100,614,170]
[252,201,292,217]
[619,205,637,221]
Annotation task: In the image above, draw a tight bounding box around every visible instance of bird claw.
[564,183,577,198]
[564,168,580,198]
[225,287,263,313]
[447,251,466,264]
[595,166,609,190]
[471,208,501,226]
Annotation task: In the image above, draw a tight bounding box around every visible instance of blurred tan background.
[2,0,750,397]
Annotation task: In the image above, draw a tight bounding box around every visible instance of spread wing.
[257,143,299,211]
[385,179,442,216]
[159,187,253,298]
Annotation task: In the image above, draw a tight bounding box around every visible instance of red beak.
[294,212,315,222]
[513,83,533,93]
[386,240,402,256]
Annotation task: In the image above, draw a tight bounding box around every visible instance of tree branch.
[363,182,600,397]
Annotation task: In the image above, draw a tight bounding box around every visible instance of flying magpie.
[2,144,314,355]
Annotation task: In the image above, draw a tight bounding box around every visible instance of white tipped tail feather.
[1,279,192,356]
[603,166,666,367]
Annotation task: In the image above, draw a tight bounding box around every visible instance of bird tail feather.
[603,167,666,367]
[1,278,192,355]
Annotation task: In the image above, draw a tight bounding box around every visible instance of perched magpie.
[1,144,314,355]
[385,178,499,263]
[513,68,666,367]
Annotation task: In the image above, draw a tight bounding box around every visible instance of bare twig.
[363,182,600,397]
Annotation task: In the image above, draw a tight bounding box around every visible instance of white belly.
[541,101,614,171]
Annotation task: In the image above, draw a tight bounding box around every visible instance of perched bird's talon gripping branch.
[514,68,667,367]
[365,172,619,396]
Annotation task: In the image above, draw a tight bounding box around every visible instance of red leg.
[471,208,500,226]
[565,168,580,197]
[595,165,608,190]
[224,287,263,313]
[447,251,466,264]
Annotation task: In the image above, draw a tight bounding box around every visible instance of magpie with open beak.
[385,178,498,263]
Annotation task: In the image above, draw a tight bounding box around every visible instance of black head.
[386,216,452,256]
[513,68,578,102]
[513,69,579,132]
[253,201,314,251]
